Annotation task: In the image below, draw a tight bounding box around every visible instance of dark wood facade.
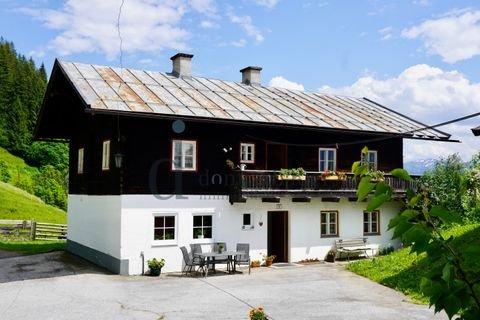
[65,113,404,196]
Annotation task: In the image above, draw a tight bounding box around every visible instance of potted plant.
[195,229,204,239]
[293,167,306,180]
[249,306,269,320]
[147,257,165,276]
[263,254,276,267]
[217,242,225,253]
[277,167,306,180]
[277,168,292,180]
[251,259,261,268]
[325,249,336,263]
[366,170,385,182]
[320,170,346,181]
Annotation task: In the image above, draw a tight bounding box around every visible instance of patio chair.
[180,246,205,275]
[190,243,203,257]
[234,243,251,275]
[213,242,231,271]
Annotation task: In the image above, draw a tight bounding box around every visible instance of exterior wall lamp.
[114,153,124,168]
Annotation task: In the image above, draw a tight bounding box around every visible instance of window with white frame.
[242,213,252,229]
[320,211,338,237]
[77,147,84,174]
[363,210,380,235]
[240,143,255,164]
[102,140,110,171]
[193,215,212,239]
[361,150,377,171]
[319,148,336,172]
[172,140,197,171]
[154,215,176,241]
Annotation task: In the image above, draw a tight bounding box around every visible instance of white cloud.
[378,26,392,41]
[254,0,279,9]
[18,0,192,60]
[412,0,430,6]
[269,76,305,91]
[189,0,217,16]
[200,20,219,29]
[228,13,264,44]
[402,9,480,63]
[319,64,480,161]
[28,49,46,58]
[231,39,247,47]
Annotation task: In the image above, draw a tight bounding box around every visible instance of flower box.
[277,175,306,181]
[320,175,346,181]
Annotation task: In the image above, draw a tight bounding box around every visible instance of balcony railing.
[229,170,417,203]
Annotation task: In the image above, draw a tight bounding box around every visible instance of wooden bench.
[335,238,370,261]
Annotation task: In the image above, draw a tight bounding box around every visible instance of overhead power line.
[246,111,480,148]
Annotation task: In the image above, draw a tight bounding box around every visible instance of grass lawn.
[0,240,66,254]
[0,182,66,224]
[346,223,480,303]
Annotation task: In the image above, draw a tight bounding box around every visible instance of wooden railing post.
[30,221,36,240]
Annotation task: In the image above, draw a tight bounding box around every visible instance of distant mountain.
[404,159,436,175]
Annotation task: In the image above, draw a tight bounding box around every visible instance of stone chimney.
[170,53,194,78]
[240,66,262,85]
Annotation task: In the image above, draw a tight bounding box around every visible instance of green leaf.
[443,294,462,319]
[401,209,419,220]
[411,231,431,254]
[361,146,369,155]
[429,206,461,224]
[402,223,428,246]
[374,181,391,197]
[392,219,413,240]
[351,161,360,174]
[408,195,420,207]
[442,263,452,283]
[388,215,406,229]
[367,193,389,211]
[357,176,375,202]
[390,168,413,181]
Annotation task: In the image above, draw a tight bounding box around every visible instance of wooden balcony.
[229,170,417,204]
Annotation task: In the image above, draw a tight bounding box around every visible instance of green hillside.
[0,181,66,224]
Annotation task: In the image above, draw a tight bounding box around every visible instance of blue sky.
[1,0,480,162]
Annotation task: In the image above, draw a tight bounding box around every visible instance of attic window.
[102,140,110,171]
[172,140,197,171]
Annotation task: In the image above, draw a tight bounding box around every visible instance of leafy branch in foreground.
[353,147,480,320]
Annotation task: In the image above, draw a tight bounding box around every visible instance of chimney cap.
[240,66,262,73]
[170,53,194,60]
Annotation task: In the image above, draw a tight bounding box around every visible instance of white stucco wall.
[68,195,122,259]
[119,195,402,275]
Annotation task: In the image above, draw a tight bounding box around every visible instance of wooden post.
[30,221,36,240]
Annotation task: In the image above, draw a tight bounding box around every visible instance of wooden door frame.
[267,210,289,262]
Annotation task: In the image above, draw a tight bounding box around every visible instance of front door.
[267,211,288,263]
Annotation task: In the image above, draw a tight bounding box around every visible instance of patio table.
[199,251,244,277]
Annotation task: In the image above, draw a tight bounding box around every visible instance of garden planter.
[251,261,261,268]
[277,175,306,181]
[149,268,162,276]
[321,176,345,181]
[265,260,273,267]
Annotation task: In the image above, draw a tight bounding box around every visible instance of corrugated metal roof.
[58,60,451,140]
